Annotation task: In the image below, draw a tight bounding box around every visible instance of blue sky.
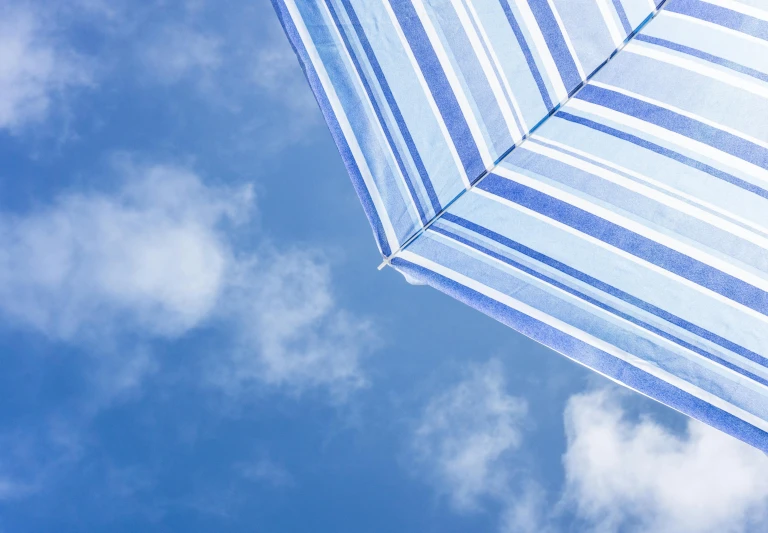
[0,1,767,532]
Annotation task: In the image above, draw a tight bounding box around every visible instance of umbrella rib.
[378,0,671,270]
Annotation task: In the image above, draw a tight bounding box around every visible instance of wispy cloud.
[253,26,318,116]
[140,25,222,85]
[412,367,768,533]
[412,360,529,512]
[0,418,84,501]
[499,483,551,533]
[0,163,249,340]
[0,159,372,399]
[562,388,768,533]
[0,158,373,505]
[0,476,34,502]
[251,23,324,149]
[0,0,320,151]
[212,248,374,399]
[0,2,92,132]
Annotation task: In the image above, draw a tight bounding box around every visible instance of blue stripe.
[478,172,768,316]
[611,0,633,34]
[668,0,768,42]
[271,0,391,256]
[465,10,526,134]
[527,0,583,91]
[324,0,430,225]
[577,84,768,170]
[389,0,484,180]
[392,256,768,453]
[442,212,768,368]
[498,0,554,109]
[339,0,442,217]
[557,112,768,201]
[431,223,768,385]
[635,34,768,84]
[436,2,513,154]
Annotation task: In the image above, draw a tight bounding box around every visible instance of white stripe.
[546,0,586,80]
[400,250,768,432]
[533,134,768,239]
[473,187,768,326]
[662,11,768,52]
[591,80,768,151]
[524,140,768,251]
[411,0,495,167]
[381,1,471,188]
[569,97,768,187]
[700,0,768,22]
[285,0,399,250]
[646,0,658,12]
[462,0,529,133]
[495,166,768,293]
[597,0,626,47]
[512,0,569,103]
[624,42,768,101]
[430,230,768,392]
[318,1,423,227]
[450,0,522,141]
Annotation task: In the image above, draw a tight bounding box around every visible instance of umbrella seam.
[380,0,671,270]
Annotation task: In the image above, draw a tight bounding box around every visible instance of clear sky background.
[0,1,767,532]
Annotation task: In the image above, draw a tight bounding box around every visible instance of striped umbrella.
[272,0,768,451]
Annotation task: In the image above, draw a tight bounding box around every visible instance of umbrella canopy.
[272,0,768,452]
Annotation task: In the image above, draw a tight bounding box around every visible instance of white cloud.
[213,249,373,398]
[412,360,552,533]
[413,360,528,511]
[249,23,323,148]
[412,373,768,533]
[254,27,315,112]
[500,483,552,533]
[87,347,159,409]
[563,388,768,533]
[0,418,84,501]
[0,2,91,132]
[141,25,221,84]
[0,161,371,398]
[0,163,249,339]
[0,159,372,506]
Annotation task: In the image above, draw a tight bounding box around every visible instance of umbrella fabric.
[272,0,663,255]
[273,0,768,451]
